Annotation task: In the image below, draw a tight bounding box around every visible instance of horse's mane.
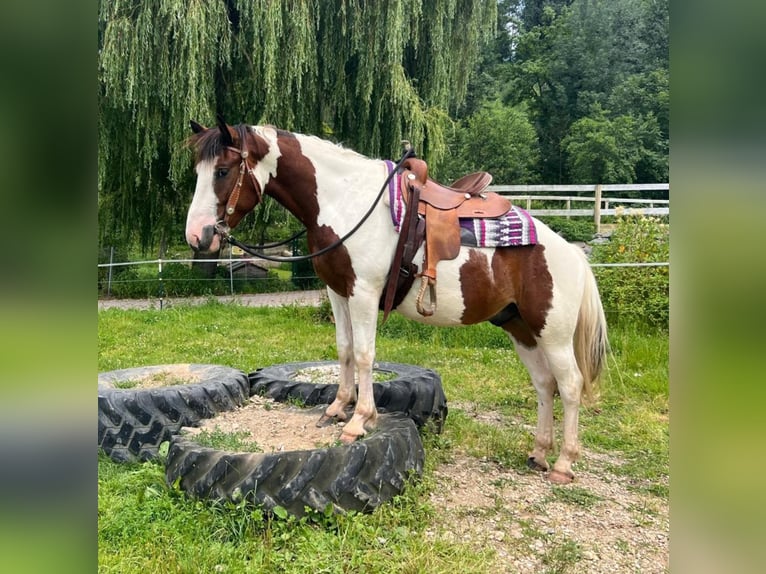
[188,123,369,163]
[188,124,251,162]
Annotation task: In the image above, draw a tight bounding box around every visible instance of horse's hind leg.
[540,343,584,484]
[317,290,356,426]
[512,341,556,472]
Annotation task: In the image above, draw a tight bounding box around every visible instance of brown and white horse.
[185,119,608,483]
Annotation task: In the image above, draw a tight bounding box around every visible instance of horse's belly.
[394,256,469,327]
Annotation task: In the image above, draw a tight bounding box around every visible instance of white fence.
[98,184,669,297]
[489,183,669,232]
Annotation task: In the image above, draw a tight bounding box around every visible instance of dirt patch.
[183,394,342,452]
[118,364,203,389]
[182,364,393,452]
[427,452,668,573]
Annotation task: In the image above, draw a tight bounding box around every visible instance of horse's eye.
[215,168,229,179]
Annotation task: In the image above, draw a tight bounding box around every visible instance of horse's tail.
[573,247,609,403]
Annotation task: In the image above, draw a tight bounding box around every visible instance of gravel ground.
[97,290,327,311]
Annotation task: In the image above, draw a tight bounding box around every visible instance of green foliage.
[562,106,641,183]
[539,216,596,242]
[562,103,667,184]
[507,0,669,183]
[439,101,540,184]
[98,0,497,248]
[591,215,669,328]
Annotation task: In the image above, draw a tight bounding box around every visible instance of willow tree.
[98,0,496,249]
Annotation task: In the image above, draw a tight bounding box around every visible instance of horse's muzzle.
[189,224,217,252]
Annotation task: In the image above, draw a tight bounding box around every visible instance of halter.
[216,144,262,233]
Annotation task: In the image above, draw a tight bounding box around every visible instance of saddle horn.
[216,113,234,147]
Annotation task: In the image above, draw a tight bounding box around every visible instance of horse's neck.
[270,133,387,228]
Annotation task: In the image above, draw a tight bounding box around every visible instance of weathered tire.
[249,361,448,432]
[98,364,250,463]
[165,412,424,516]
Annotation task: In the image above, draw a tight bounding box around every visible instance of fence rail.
[98,184,669,297]
[489,183,669,232]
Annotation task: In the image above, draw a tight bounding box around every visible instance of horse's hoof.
[316,414,333,428]
[339,431,360,444]
[527,456,549,472]
[548,469,575,484]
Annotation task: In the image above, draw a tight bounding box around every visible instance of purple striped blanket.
[384,160,537,247]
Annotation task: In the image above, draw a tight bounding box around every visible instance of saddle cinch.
[381,157,511,319]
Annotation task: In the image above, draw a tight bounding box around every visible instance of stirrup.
[416,276,436,316]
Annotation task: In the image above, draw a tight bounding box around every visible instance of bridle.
[216,143,262,234]
[211,133,415,264]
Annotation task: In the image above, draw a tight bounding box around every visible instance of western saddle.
[381,156,511,319]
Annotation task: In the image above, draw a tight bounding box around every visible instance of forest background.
[98,0,669,253]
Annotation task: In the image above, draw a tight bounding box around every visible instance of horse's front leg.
[317,290,356,426]
[338,292,380,443]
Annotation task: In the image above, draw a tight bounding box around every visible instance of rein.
[214,144,416,263]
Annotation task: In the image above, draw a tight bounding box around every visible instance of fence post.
[229,244,234,295]
[594,184,602,233]
[107,246,114,296]
[158,258,164,310]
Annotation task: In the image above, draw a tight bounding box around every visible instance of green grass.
[193,427,264,453]
[98,301,668,573]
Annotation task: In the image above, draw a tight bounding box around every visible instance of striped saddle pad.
[385,160,537,247]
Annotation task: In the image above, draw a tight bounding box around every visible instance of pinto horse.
[185,119,608,483]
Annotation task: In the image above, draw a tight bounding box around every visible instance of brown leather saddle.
[381,157,511,319]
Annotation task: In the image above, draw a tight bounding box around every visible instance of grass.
[98,301,668,573]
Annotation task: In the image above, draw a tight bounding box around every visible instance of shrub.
[541,217,596,242]
[590,214,669,328]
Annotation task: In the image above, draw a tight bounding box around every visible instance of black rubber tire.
[98,364,250,463]
[165,412,424,516]
[249,361,448,432]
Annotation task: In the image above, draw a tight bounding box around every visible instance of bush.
[590,215,669,328]
[541,217,596,242]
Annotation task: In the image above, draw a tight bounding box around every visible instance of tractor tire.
[165,412,424,516]
[98,364,249,463]
[249,361,447,432]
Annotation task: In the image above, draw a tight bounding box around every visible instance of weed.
[542,538,583,572]
[113,379,140,389]
[192,428,263,453]
[548,485,602,508]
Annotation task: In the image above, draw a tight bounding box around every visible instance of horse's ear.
[190,120,206,134]
[216,114,234,147]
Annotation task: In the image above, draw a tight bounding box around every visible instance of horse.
[184,118,608,484]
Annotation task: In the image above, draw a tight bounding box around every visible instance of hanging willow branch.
[98,0,496,248]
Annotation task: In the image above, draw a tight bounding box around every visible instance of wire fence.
[97,254,669,299]
[98,185,669,299]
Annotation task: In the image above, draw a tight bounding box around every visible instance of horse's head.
[185,116,278,253]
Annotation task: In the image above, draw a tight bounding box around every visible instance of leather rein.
[213,140,415,263]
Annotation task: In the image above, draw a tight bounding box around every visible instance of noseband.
[216,144,262,235]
